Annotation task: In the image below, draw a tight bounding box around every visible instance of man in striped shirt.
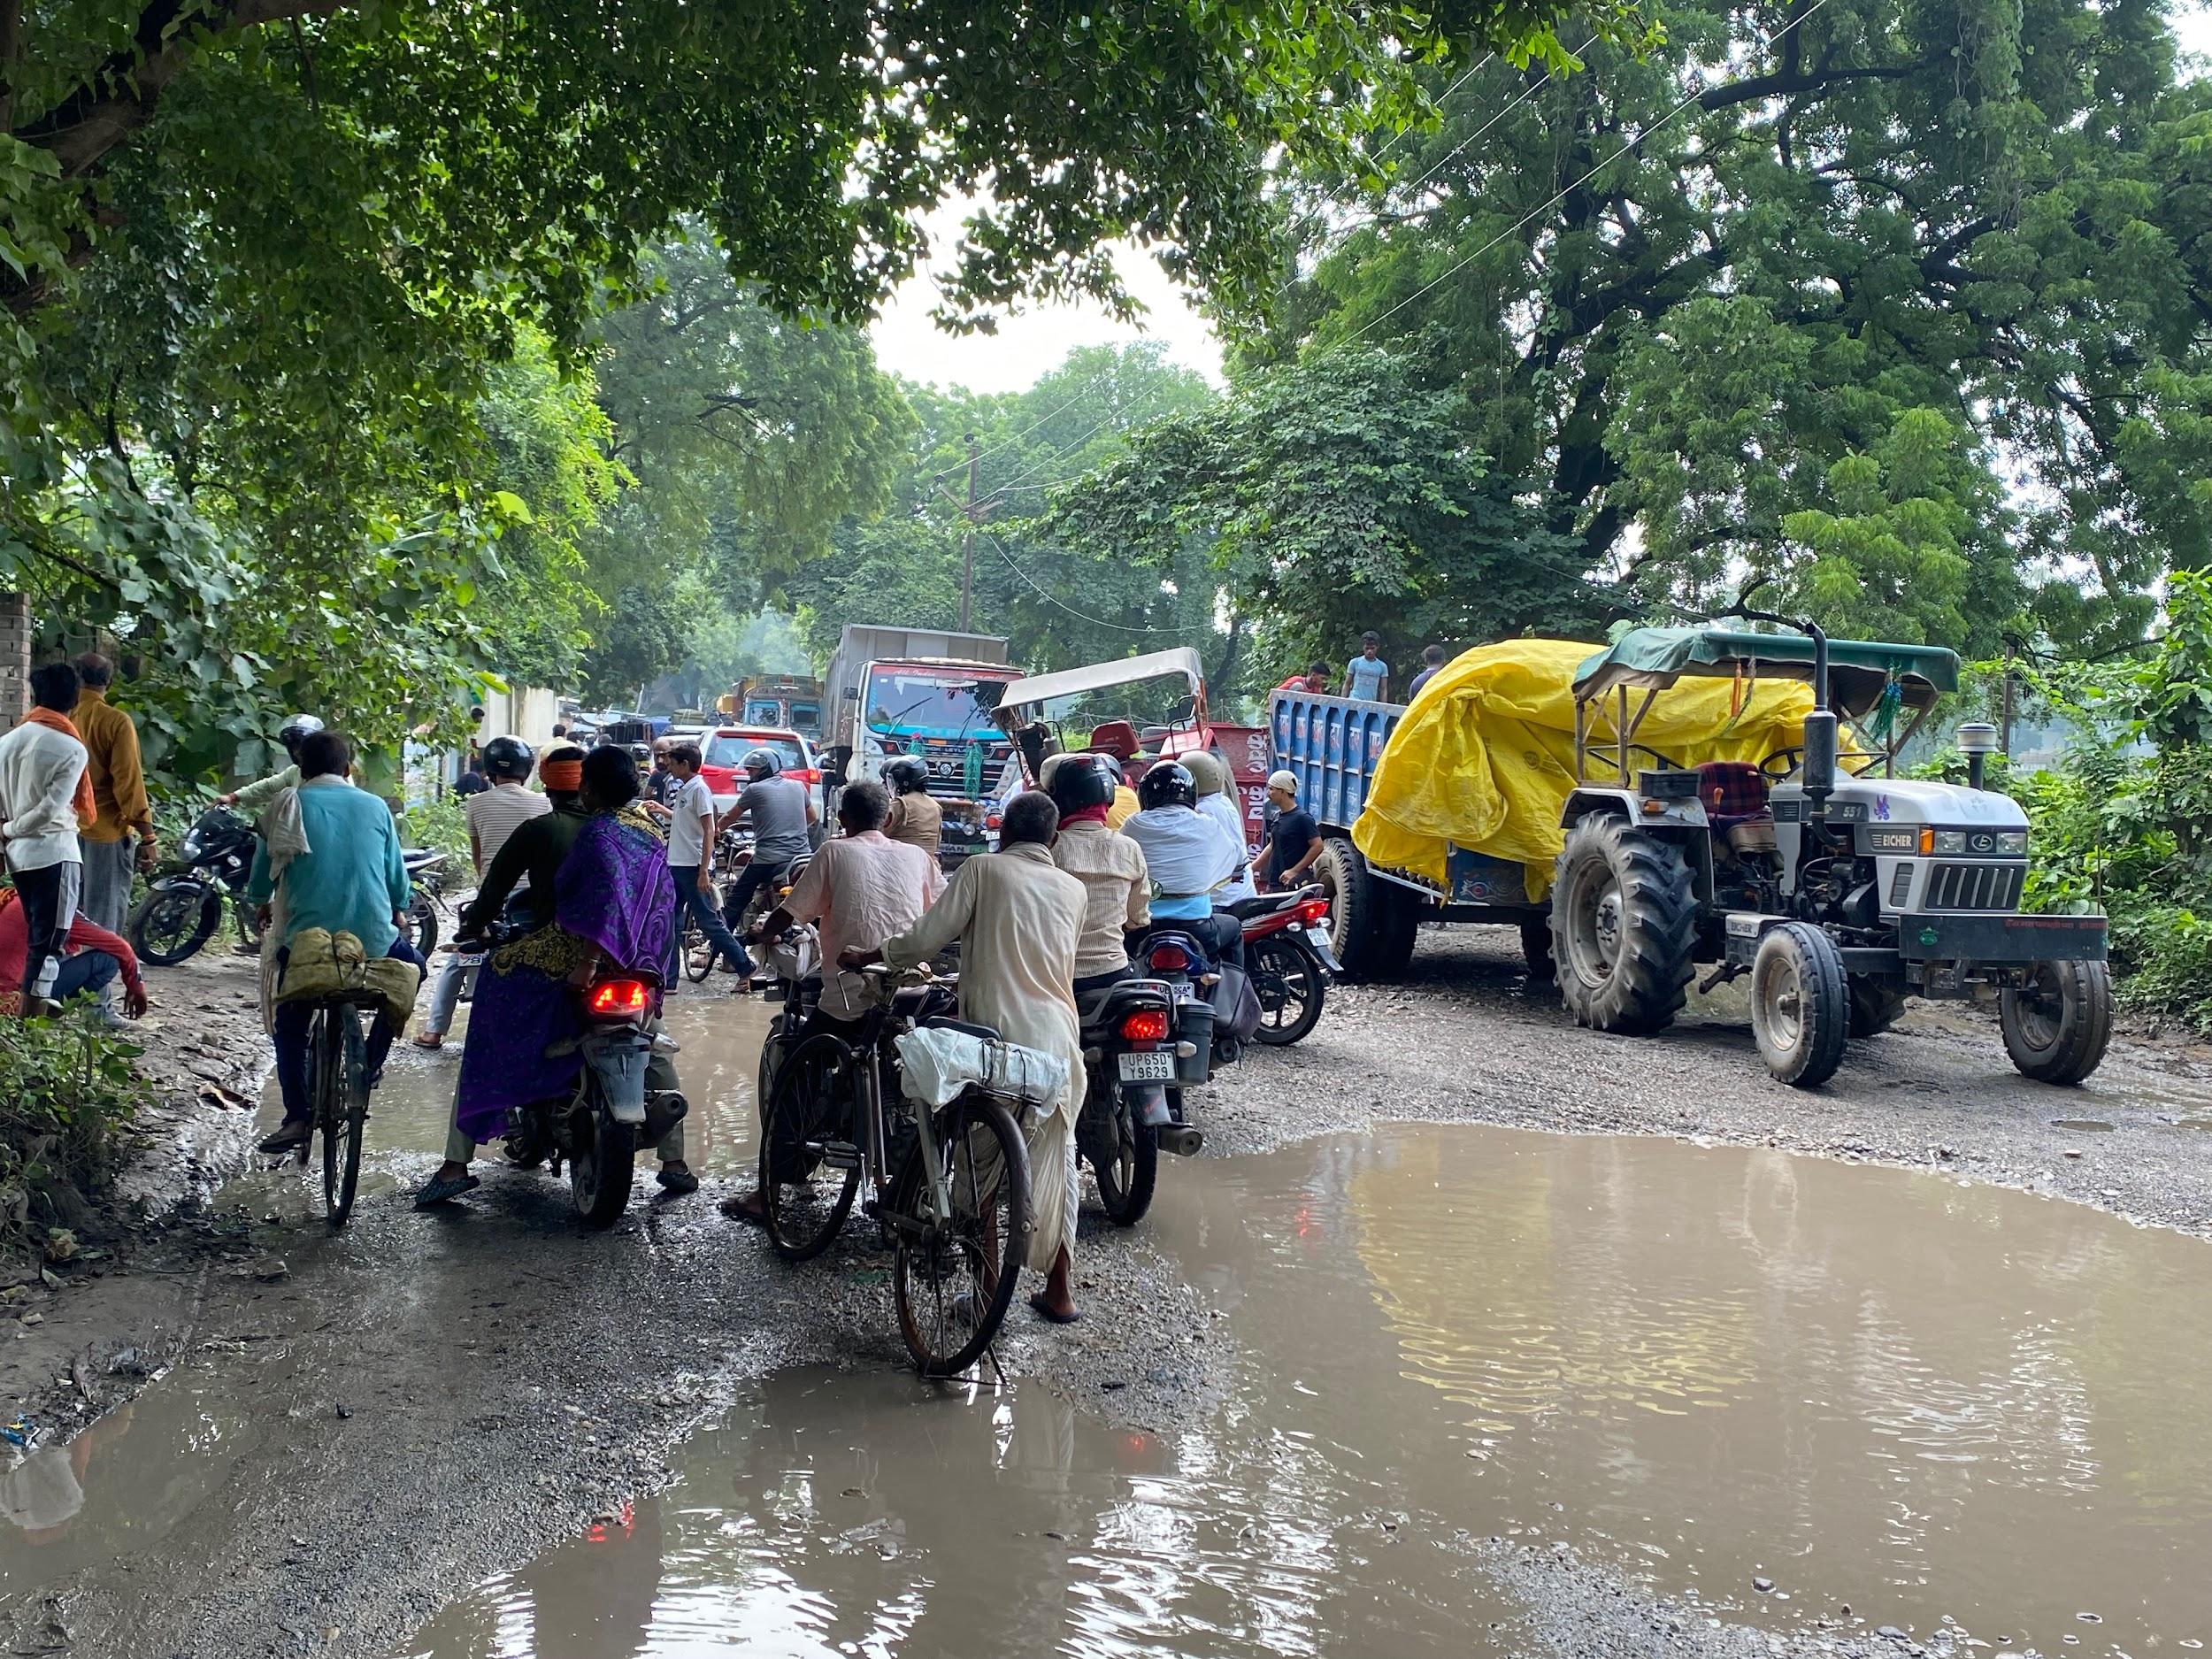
[414,737,549,1048]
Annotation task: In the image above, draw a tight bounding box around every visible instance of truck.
[822,625,1023,866]
[718,674,825,741]
[1271,626,2114,1088]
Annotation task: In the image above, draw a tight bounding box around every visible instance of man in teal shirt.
[246,729,424,1152]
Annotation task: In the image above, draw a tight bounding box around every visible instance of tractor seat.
[1695,761,1770,828]
[1087,721,1142,761]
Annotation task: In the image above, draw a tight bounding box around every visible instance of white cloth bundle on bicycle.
[761,928,821,986]
[894,1026,1068,1112]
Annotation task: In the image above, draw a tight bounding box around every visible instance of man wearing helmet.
[414,736,550,1049]
[1041,753,1149,991]
[218,713,325,816]
[715,748,818,933]
[879,756,942,859]
[1182,752,1256,907]
[1119,761,1245,968]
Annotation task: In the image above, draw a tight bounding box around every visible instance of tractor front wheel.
[2001,958,2114,1085]
[1751,922,1851,1087]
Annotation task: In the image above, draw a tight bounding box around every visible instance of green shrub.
[0,1007,150,1261]
[396,790,472,869]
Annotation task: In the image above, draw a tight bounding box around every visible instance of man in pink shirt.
[723,780,941,1222]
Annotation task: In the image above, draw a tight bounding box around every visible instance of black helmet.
[1048,753,1121,817]
[743,748,783,779]
[481,735,534,782]
[278,713,324,760]
[1137,761,1195,811]
[883,757,929,795]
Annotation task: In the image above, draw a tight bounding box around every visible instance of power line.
[979,525,1190,634]
[1342,0,1842,349]
[1368,52,1494,168]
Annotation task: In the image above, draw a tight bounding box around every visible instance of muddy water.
[408,1125,2212,1658]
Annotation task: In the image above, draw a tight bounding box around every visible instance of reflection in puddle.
[411,1125,2212,1657]
[407,1366,1517,1659]
[2050,1119,2116,1133]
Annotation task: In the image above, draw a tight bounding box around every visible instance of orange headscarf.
[21,708,96,830]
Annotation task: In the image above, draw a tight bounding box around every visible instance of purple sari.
[453,810,675,1141]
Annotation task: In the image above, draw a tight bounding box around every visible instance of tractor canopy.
[1573,628,1960,718]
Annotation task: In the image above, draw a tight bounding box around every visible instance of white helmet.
[1267,770,1299,795]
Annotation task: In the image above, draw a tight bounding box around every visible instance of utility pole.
[959,432,979,634]
[2000,637,2016,757]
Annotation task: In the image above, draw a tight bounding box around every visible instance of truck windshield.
[743,700,783,726]
[864,672,997,738]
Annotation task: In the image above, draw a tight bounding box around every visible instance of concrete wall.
[474,681,560,749]
[0,595,28,733]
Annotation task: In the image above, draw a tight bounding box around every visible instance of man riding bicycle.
[716,749,817,933]
[244,730,425,1154]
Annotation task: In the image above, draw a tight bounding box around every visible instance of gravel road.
[4,924,2208,1659]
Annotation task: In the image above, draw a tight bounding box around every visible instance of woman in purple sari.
[415,747,680,1207]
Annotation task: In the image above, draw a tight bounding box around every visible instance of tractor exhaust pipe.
[1801,621,1834,826]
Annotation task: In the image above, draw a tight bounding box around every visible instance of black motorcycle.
[1076,972,1199,1228]
[403,849,446,957]
[129,806,262,965]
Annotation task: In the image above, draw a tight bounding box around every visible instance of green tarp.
[1573,627,1960,712]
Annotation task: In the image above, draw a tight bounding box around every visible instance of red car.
[697,726,820,806]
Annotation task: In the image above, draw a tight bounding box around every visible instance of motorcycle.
[1076,972,1201,1228]
[1234,885,1339,1046]
[1134,926,1229,1081]
[403,849,447,957]
[129,806,262,965]
[499,953,687,1228]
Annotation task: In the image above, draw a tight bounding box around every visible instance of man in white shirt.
[723,780,942,1224]
[0,662,92,1014]
[415,736,551,1048]
[664,740,752,981]
[1119,761,1246,969]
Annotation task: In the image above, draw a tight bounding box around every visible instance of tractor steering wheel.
[1759,748,1802,782]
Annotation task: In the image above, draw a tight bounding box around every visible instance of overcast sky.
[872,3,2212,396]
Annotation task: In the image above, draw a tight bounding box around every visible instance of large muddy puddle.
[404,1125,2212,1658]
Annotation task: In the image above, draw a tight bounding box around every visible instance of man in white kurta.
[860,791,1089,1323]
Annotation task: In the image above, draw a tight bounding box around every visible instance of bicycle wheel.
[681,909,712,983]
[319,1007,369,1225]
[894,1094,1030,1378]
[758,1033,862,1262]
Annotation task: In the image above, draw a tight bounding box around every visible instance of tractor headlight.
[1868,827,1917,853]
[1931,830,1968,854]
[1995,830,2028,855]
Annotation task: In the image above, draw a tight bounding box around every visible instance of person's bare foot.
[719,1189,766,1224]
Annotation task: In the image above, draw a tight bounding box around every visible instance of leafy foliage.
[2007,572,2212,1032]
[1029,348,1599,677]
[1265,0,2212,656]
[0,1002,148,1262]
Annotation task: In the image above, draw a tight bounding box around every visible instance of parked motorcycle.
[1235,885,1339,1046]
[403,849,447,957]
[1077,973,1201,1227]
[497,954,686,1228]
[1134,926,1226,1081]
[129,806,262,965]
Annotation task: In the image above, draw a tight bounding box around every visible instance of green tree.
[1265,0,2212,656]
[1031,348,1596,676]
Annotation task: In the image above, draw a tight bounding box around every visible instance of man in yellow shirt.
[69,654,157,936]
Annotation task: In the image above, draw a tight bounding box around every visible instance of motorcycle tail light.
[586,978,651,1018]
[1148,943,1190,972]
[1294,898,1329,926]
[1118,1009,1170,1043]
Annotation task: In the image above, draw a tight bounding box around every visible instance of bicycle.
[297,991,381,1225]
[757,958,1033,1377]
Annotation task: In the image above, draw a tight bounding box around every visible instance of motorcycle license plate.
[1118,1051,1175,1083]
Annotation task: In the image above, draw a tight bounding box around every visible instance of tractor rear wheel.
[1751,922,1850,1087]
[1847,975,1909,1038]
[2001,958,2114,1085]
[1317,836,1418,981]
[1548,817,1695,1035]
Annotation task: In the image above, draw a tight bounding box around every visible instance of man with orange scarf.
[0,662,96,1015]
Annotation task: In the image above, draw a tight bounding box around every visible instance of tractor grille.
[1924,862,2025,911]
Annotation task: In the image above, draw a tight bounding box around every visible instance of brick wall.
[0,594,28,733]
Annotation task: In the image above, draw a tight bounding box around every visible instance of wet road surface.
[10,932,2212,1658]
[390,1124,2212,1658]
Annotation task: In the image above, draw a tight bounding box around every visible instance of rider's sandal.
[412,1033,444,1049]
[718,1192,767,1225]
[256,1120,312,1155]
[412,1171,481,1209]
[1028,1293,1081,1325]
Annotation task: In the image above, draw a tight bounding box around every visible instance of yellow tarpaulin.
[1350,638,1822,901]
